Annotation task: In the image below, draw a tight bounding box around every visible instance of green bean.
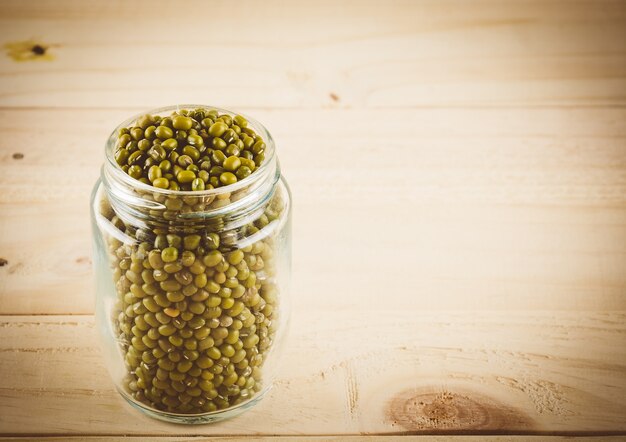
[220,172,237,186]
[223,156,241,172]
[191,178,205,191]
[225,144,240,157]
[177,154,193,168]
[234,167,253,182]
[144,125,156,140]
[233,115,247,128]
[155,126,174,140]
[115,149,129,165]
[177,170,196,184]
[130,127,143,141]
[128,165,142,179]
[161,247,178,263]
[183,145,201,161]
[208,121,228,137]
[148,165,162,182]
[187,134,204,148]
[150,177,168,190]
[161,138,178,151]
[172,115,193,130]
[227,250,244,265]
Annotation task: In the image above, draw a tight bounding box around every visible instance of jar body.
[90,107,291,423]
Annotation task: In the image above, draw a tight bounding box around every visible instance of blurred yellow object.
[4,39,54,61]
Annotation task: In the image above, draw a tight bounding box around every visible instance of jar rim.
[104,104,277,197]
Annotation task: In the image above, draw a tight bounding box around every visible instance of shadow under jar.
[90,105,292,424]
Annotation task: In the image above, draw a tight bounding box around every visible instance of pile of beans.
[101,108,284,414]
[114,108,267,191]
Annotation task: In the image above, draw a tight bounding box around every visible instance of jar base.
[117,387,271,424]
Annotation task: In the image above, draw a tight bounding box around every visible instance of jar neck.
[100,105,280,232]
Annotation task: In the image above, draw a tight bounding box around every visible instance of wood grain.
[1,108,625,314]
[0,0,625,437]
[0,0,624,108]
[0,312,624,435]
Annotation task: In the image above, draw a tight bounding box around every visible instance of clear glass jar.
[90,105,292,424]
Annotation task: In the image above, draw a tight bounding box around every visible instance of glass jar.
[90,105,292,424]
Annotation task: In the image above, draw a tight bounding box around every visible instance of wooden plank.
[0,313,624,435]
[2,107,626,205]
[2,202,626,314]
[0,0,624,108]
[1,108,625,314]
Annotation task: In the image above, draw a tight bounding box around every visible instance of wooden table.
[0,0,625,439]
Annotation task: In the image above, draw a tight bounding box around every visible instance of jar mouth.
[104,104,277,197]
